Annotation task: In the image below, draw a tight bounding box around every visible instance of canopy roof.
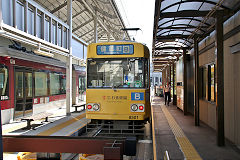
[152,0,240,71]
[34,0,130,44]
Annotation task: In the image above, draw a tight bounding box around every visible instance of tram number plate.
[129,116,138,120]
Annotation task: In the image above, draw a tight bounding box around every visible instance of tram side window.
[60,75,66,94]
[35,72,48,97]
[0,66,9,100]
[145,60,148,88]
[50,73,60,95]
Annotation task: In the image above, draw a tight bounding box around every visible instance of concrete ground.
[152,96,240,160]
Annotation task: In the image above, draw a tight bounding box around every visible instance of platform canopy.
[152,0,240,72]
[34,0,130,43]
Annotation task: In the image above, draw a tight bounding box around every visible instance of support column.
[216,11,224,146]
[66,0,72,116]
[194,37,200,126]
[93,9,98,43]
[183,49,188,115]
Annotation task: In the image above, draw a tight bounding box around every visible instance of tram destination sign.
[97,44,134,55]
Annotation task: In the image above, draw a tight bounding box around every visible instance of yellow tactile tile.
[161,105,202,160]
[37,113,86,136]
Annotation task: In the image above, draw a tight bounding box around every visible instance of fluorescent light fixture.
[34,49,54,58]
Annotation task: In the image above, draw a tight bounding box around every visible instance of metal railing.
[0,0,69,53]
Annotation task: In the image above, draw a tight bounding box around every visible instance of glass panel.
[0,66,9,98]
[16,1,24,31]
[35,72,47,96]
[27,9,34,35]
[16,72,23,99]
[179,2,202,11]
[36,14,42,38]
[58,26,62,46]
[202,67,207,99]
[45,19,49,42]
[63,30,67,48]
[25,72,32,98]
[52,23,56,44]
[50,73,60,95]
[84,46,87,60]
[155,77,159,85]
[2,0,13,25]
[72,38,84,59]
[87,58,146,88]
[79,76,86,101]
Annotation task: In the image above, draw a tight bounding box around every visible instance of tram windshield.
[87,58,148,88]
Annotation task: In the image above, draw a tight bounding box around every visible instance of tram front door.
[14,68,33,119]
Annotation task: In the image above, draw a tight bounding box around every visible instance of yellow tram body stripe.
[37,113,86,136]
[161,105,202,160]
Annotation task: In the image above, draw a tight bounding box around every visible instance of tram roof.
[152,0,240,72]
[34,0,130,44]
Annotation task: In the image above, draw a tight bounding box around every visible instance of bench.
[72,103,86,113]
[21,112,53,129]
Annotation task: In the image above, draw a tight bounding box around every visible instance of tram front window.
[87,58,146,88]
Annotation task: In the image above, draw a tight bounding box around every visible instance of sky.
[115,0,155,52]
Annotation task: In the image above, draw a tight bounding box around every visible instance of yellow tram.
[86,41,151,122]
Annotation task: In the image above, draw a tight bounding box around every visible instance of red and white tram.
[0,48,86,124]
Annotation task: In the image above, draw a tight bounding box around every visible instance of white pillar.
[93,9,98,43]
[66,0,72,116]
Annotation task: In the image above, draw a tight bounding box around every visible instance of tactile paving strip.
[161,105,202,160]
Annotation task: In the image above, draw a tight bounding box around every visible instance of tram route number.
[129,116,138,120]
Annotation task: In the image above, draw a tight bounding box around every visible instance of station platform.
[151,96,240,160]
[3,106,90,160]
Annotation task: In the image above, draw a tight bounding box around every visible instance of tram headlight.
[93,104,100,111]
[131,104,145,112]
[87,105,92,110]
[131,104,138,112]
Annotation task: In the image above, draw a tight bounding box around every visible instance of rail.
[164,151,170,160]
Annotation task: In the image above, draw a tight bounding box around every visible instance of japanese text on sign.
[97,44,134,55]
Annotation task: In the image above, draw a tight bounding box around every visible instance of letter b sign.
[131,92,144,101]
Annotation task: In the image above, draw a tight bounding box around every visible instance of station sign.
[97,44,134,55]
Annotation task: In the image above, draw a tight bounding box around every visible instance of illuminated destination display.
[97,44,134,55]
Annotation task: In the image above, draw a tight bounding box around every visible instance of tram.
[0,50,86,125]
[86,41,151,123]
